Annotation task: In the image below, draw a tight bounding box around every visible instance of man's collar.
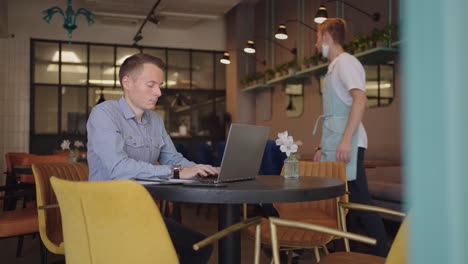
[118,96,150,124]
[118,96,136,120]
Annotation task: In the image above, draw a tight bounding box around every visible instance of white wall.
[0,0,228,182]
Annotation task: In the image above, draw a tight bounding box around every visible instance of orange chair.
[246,161,348,262]
[0,181,39,258]
[32,163,89,263]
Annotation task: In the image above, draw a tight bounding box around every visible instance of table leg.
[218,204,241,264]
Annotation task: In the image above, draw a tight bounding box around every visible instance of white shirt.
[327,53,368,148]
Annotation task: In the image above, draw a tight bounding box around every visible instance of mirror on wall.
[285,82,304,118]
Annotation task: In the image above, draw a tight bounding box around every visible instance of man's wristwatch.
[315,146,321,152]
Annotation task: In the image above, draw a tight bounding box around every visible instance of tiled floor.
[0,203,399,264]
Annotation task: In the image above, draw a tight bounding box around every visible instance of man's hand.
[313,150,322,162]
[336,140,352,163]
[180,165,220,179]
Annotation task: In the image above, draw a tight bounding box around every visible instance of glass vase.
[283,155,299,179]
[68,152,78,163]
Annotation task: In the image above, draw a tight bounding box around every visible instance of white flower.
[280,142,298,157]
[74,140,84,148]
[276,131,289,146]
[276,131,299,157]
[61,140,71,150]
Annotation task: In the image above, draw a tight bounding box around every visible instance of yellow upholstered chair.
[246,161,348,261]
[269,202,407,264]
[50,177,179,264]
[32,163,89,258]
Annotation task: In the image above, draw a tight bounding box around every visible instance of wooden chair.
[246,161,348,262]
[32,163,89,263]
[269,203,407,264]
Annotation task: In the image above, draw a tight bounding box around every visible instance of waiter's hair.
[119,53,165,85]
[318,18,347,46]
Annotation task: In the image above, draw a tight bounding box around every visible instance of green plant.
[274,63,288,74]
[285,59,298,70]
[264,68,275,79]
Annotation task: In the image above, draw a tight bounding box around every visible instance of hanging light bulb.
[220,52,231,64]
[244,40,256,54]
[314,5,328,24]
[286,96,295,111]
[275,24,288,40]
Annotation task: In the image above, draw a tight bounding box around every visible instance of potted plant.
[264,68,275,80]
[286,59,298,75]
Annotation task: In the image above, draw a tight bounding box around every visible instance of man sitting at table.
[87,53,219,264]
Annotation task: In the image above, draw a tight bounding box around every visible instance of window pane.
[61,86,87,134]
[192,52,213,90]
[61,43,88,85]
[90,46,116,87]
[143,48,166,62]
[215,53,226,90]
[34,42,59,84]
[167,50,190,89]
[88,87,123,112]
[35,85,58,133]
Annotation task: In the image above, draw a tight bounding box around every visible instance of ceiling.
[83,0,242,28]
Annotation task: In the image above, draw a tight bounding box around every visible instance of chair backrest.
[32,163,89,254]
[5,152,31,173]
[197,142,214,165]
[259,140,287,175]
[50,177,179,264]
[385,216,408,264]
[276,161,348,221]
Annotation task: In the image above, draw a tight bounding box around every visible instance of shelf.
[241,82,274,92]
[241,43,399,93]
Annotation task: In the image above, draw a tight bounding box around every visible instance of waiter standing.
[313,18,388,257]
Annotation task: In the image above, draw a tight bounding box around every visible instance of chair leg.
[16,235,24,257]
[314,247,321,262]
[323,244,330,255]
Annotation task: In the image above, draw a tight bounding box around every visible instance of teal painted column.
[402,0,468,263]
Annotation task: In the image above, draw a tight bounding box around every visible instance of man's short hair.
[318,18,347,46]
[119,53,165,85]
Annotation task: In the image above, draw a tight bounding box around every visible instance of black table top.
[144,175,345,204]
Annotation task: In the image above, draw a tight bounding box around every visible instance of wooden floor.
[0,203,399,264]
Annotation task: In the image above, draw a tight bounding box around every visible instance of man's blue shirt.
[87,96,195,181]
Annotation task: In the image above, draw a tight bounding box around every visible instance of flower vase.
[283,155,299,179]
[68,152,78,163]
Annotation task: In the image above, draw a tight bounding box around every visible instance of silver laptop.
[190,123,270,185]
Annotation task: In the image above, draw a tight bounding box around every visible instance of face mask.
[321,44,330,58]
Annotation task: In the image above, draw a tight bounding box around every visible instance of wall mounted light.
[275,24,288,40]
[314,5,328,24]
[275,20,317,40]
[219,50,266,66]
[243,38,297,56]
[314,1,380,24]
[220,52,231,64]
[42,0,95,38]
[244,40,256,54]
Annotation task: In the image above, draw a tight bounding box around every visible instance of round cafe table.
[144,175,345,264]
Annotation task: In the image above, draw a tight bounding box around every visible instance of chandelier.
[42,0,95,38]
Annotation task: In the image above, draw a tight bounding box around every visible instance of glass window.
[192,52,213,90]
[34,85,58,133]
[365,64,394,108]
[215,53,226,90]
[34,42,59,84]
[90,46,116,87]
[88,87,123,112]
[61,43,88,85]
[167,50,190,89]
[61,86,87,134]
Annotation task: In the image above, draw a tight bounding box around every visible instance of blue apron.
[313,64,359,181]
